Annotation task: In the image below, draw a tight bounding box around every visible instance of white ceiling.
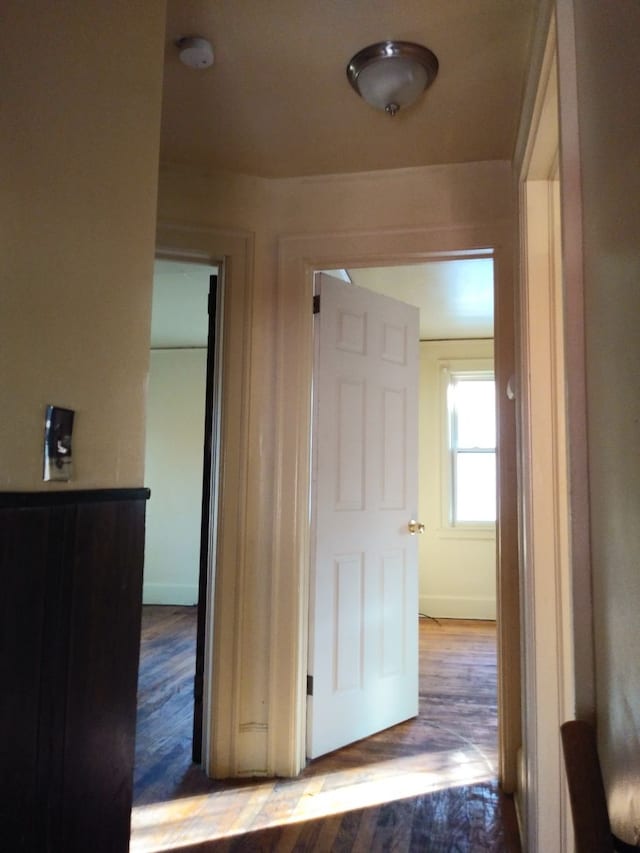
[161,0,538,178]
[348,258,494,340]
[152,258,493,350]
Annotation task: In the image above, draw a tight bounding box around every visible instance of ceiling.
[162,0,539,178]
[152,258,493,349]
[348,258,493,340]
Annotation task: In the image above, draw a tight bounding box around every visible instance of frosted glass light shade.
[347,41,439,116]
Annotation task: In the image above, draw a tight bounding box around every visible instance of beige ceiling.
[162,0,538,178]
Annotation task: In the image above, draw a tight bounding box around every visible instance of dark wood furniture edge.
[560,720,640,853]
[0,488,150,508]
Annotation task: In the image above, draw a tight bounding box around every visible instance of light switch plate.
[43,405,75,482]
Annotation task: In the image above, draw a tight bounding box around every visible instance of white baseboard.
[143,582,198,606]
[419,594,496,620]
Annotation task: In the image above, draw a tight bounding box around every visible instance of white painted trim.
[513,0,555,175]
[435,529,496,542]
[555,0,595,722]
[437,357,496,532]
[142,583,199,606]
[515,16,577,851]
[155,222,255,779]
[272,223,516,778]
[420,596,496,621]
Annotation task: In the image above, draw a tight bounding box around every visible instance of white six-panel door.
[307,273,420,759]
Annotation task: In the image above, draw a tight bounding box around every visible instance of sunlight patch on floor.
[130,753,494,852]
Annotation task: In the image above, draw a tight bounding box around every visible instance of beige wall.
[418,340,496,620]
[1,0,166,490]
[566,0,640,842]
[143,349,206,605]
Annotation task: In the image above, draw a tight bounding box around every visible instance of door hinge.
[306,675,314,696]
[313,294,320,314]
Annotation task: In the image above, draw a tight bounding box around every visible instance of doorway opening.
[133,257,222,805]
[306,257,498,775]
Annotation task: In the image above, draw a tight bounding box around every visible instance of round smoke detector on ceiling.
[176,36,214,70]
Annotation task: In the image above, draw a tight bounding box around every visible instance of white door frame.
[155,221,254,778]
[272,224,519,779]
[513,8,593,849]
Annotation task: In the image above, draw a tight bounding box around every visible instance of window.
[447,372,496,525]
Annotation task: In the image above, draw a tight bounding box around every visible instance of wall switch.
[43,405,75,482]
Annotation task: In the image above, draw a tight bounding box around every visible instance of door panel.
[307,273,420,759]
[336,378,365,509]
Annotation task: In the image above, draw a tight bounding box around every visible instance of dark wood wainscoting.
[0,488,149,853]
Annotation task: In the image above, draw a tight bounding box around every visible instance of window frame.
[439,358,496,536]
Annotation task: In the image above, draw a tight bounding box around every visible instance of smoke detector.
[176,37,214,70]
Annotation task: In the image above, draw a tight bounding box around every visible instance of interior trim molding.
[0,488,150,508]
[142,583,198,606]
[271,221,518,779]
[555,0,595,723]
[156,221,255,779]
[419,596,497,621]
[515,14,577,850]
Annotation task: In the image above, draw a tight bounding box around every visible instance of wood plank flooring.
[133,606,199,805]
[131,608,521,852]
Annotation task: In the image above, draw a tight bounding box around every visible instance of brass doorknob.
[408,520,425,535]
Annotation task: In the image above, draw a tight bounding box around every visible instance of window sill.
[435,526,496,542]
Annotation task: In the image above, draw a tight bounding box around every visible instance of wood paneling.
[1,505,55,849]
[0,489,148,852]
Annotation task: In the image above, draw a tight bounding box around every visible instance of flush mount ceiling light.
[176,36,214,70]
[346,40,439,117]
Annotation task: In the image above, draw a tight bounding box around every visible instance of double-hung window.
[447,371,496,526]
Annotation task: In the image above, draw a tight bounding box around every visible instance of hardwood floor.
[131,608,521,852]
[133,606,199,805]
